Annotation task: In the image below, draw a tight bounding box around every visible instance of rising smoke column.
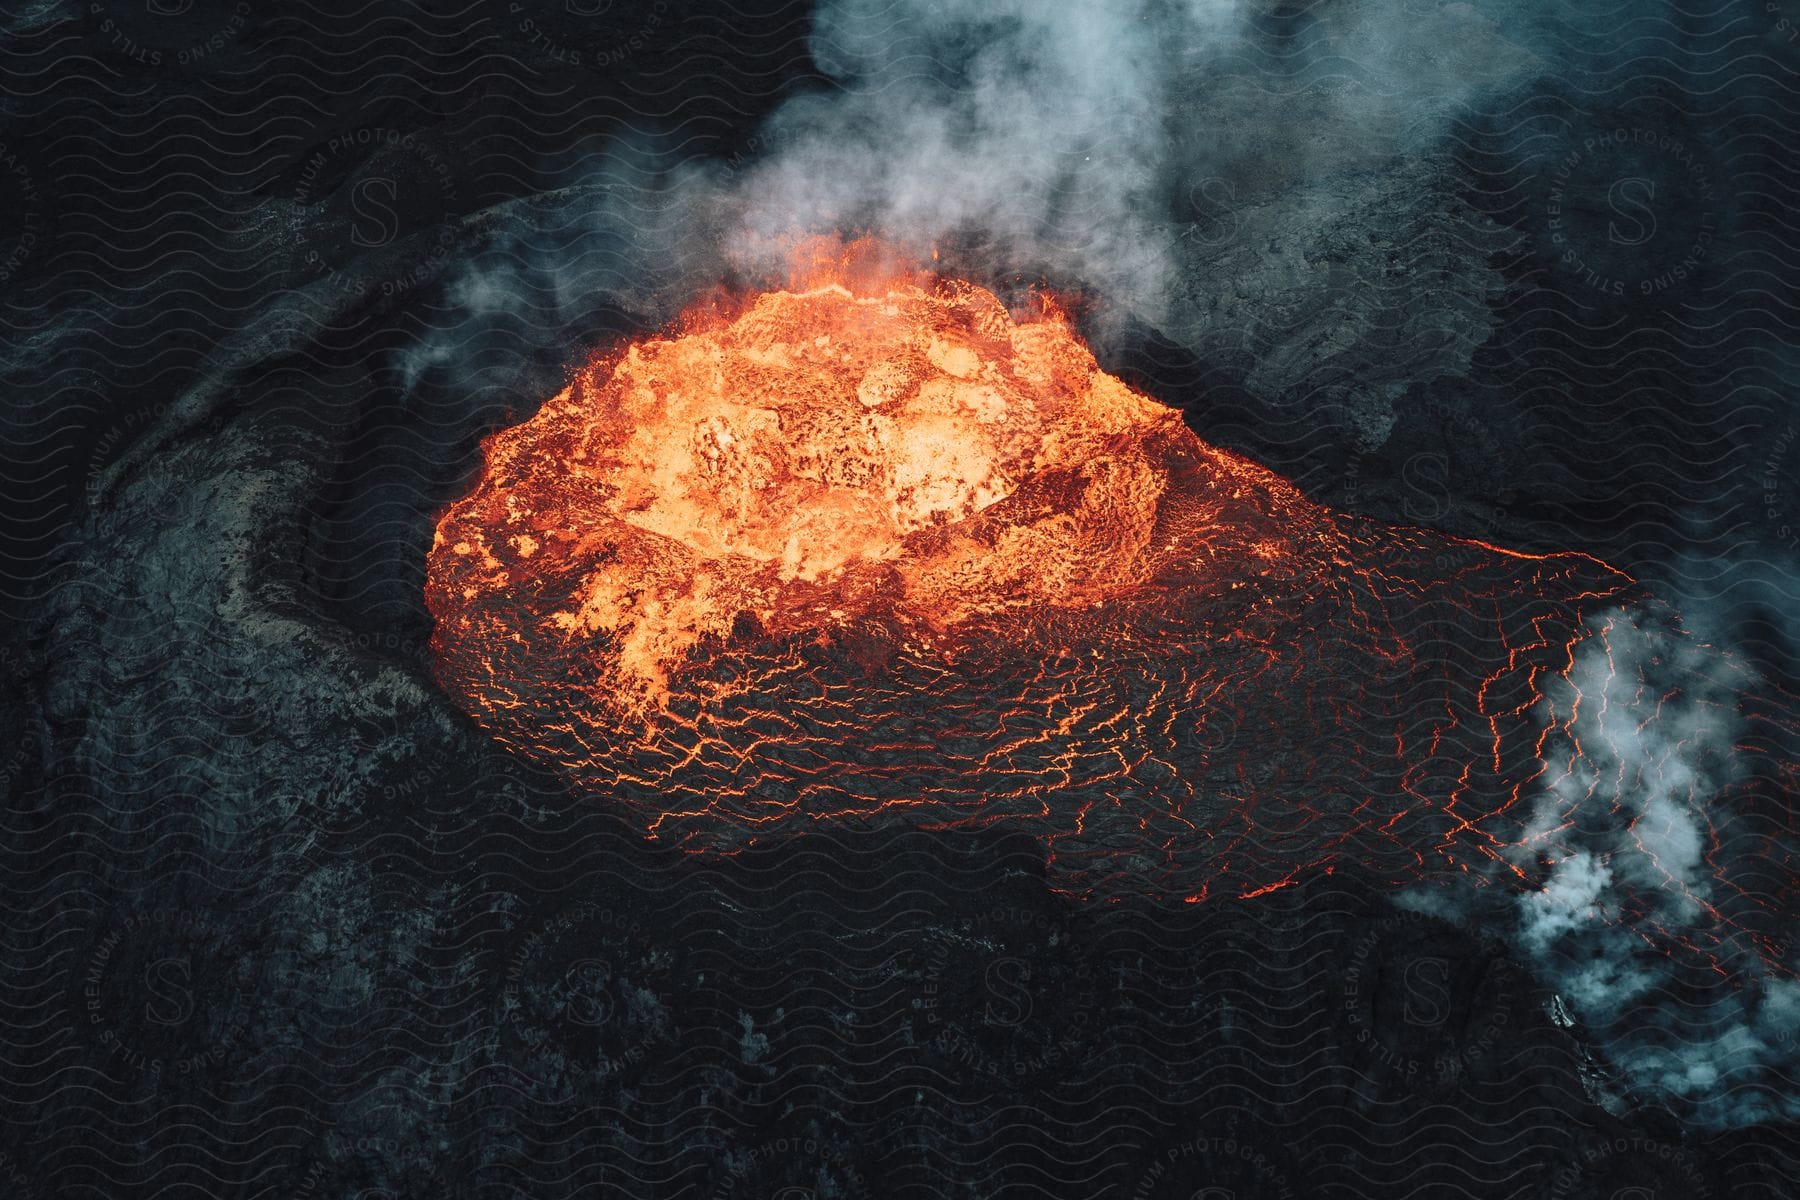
[719,0,1532,332]
[402,0,1545,387]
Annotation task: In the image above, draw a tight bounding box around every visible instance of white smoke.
[400,0,1553,395]
[715,0,1246,326]
[1511,609,1739,929]
[713,0,1539,326]
[1402,606,1800,1128]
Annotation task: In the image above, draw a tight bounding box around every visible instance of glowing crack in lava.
[426,250,1672,900]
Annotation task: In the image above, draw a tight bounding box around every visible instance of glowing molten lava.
[426,249,1646,898]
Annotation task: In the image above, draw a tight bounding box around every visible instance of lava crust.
[426,263,1638,898]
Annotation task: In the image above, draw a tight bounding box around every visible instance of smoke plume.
[1402,605,1799,1129]
[402,0,1549,389]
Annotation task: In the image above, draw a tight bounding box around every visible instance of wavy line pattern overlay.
[2,1,1796,1197]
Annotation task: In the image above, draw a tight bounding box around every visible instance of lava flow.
[426,246,1655,900]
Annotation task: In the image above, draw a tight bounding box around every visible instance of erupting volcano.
[427,244,1667,900]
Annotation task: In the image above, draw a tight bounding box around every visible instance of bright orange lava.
[426,245,1661,899]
